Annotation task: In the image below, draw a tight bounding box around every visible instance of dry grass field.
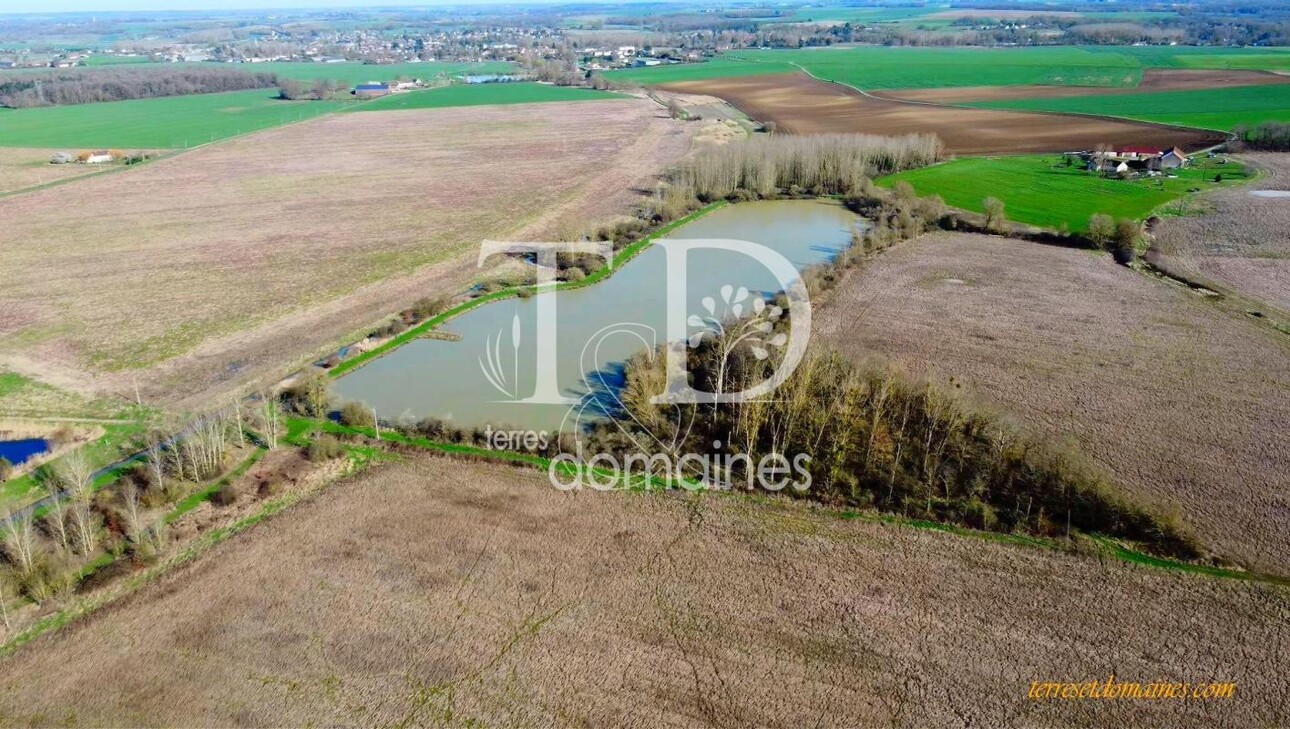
[0,98,694,410]
[816,233,1290,575]
[657,73,1222,155]
[0,148,106,195]
[1153,153,1290,314]
[877,68,1290,104]
[0,456,1285,727]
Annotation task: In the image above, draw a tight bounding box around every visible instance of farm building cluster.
[351,79,427,98]
[1080,146,1190,176]
[49,150,150,165]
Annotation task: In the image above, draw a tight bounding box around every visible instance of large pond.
[335,199,862,431]
[0,438,48,466]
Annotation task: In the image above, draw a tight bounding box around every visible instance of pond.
[334,199,863,431]
[0,438,49,466]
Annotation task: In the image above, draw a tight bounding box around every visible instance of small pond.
[0,438,49,466]
[335,199,863,431]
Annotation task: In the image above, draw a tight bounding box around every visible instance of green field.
[0,89,354,148]
[969,83,1290,130]
[778,7,940,23]
[877,155,1250,231]
[249,60,513,85]
[80,54,154,66]
[608,45,1290,90]
[351,82,623,111]
[608,57,797,85]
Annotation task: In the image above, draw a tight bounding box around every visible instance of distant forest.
[0,67,278,109]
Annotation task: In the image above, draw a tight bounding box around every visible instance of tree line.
[0,66,279,108]
[593,257,1198,560]
[672,133,943,202]
[1232,122,1290,152]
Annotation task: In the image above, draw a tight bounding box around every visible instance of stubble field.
[1153,153,1290,314]
[816,233,1290,575]
[0,97,694,410]
[656,73,1222,155]
[0,457,1285,727]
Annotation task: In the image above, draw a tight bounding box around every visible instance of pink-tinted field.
[0,457,1284,727]
[1152,153,1290,316]
[0,99,693,410]
[817,232,1290,575]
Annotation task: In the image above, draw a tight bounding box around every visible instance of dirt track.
[658,73,1222,155]
[0,456,1285,727]
[876,69,1290,104]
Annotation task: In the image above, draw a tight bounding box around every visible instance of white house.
[1159,147,1188,169]
[84,151,114,164]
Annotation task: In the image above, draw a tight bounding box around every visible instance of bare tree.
[0,568,13,632]
[1,509,37,576]
[121,483,146,548]
[144,432,167,492]
[52,450,96,555]
[983,196,1006,232]
[260,396,283,450]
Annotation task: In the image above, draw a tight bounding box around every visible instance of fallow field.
[0,147,109,195]
[0,457,1284,727]
[816,232,1290,575]
[1152,153,1290,315]
[0,97,696,410]
[656,73,1221,155]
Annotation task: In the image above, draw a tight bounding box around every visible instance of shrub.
[0,458,12,482]
[562,266,587,282]
[47,426,76,448]
[260,475,287,497]
[284,372,331,417]
[1086,214,1115,249]
[1108,219,1140,265]
[982,196,1006,232]
[338,402,376,429]
[409,296,448,321]
[306,435,346,462]
[211,481,242,506]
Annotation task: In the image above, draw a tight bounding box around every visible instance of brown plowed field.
[876,69,1290,104]
[0,98,695,410]
[658,73,1221,155]
[816,232,1290,575]
[0,456,1285,726]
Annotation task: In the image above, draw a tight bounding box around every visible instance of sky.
[0,0,558,13]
